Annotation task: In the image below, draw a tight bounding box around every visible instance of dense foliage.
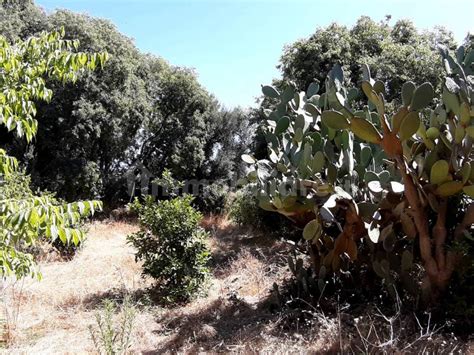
[244,42,474,305]
[278,17,455,102]
[0,28,104,278]
[0,1,252,206]
[229,185,300,240]
[127,196,210,303]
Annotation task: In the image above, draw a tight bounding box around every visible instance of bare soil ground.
[2,218,472,354]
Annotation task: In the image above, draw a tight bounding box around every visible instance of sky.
[36,0,474,109]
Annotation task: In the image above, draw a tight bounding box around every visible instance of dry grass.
[3,216,469,353]
[1,217,340,353]
[1,221,150,353]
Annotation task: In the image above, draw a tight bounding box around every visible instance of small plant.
[127,195,210,303]
[88,296,136,355]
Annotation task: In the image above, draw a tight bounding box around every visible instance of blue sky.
[37,0,474,108]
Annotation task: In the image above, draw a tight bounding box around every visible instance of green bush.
[193,182,229,214]
[244,43,474,306]
[127,195,210,303]
[230,185,300,240]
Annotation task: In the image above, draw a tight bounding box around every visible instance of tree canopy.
[0,1,252,204]
[278,17,457,103]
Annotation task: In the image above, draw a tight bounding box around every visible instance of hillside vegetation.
[0,1,473,353]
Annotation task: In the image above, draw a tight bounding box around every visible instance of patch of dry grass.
[2,217,341,353]
[5,216,468,353]
[1,221,154,353]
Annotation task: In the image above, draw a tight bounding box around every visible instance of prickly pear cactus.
[243,44,474,301]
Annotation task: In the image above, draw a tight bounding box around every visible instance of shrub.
[127,195,210,303]
[192,182,229,214]
[0,170,87,261]
[244,43,474,306]
[230,185,300,240]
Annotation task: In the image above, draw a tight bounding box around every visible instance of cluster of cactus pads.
[243,45,474,301]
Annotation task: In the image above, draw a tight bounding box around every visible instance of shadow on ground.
[204,220,288,279]
[147,294,283,353]
[80,287,154,310]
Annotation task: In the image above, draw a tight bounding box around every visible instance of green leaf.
[373,80,385,94]
[360,145,372,167]
[361,81,380,106]
[442,86,460,115]
[454,126,465,144]
[304,103,320,118]
[461,163,471,184]
[463,185,474,198]
[261,85,280,99]
[460,102,471,125]
[275,116,290,135]
[327,163,337,184]
[426,127,440,140]
[303,219,321,241]
[349,117,381,144]
[58,227,67,244]
[436,181,464,197]
[295,114,305,131]
[293,127,303,142]
[410,83,434,111]
[430,160,449,185]
[402,81,416,107]
[321,110,349,130]
[467,126,474,139]
[307,82,320,97]
[311,151,325,173]
[281,86,295,103]
[399,111,420,141]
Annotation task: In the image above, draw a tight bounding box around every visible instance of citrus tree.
[0,29,107,279]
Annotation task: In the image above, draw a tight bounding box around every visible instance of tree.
[200,107,256,181]
[29,10,150,202]
[278,17,456,103]
[0,0,47,42]
[1,3,254,204]
[137,56,253,183]
[0,29,105,278]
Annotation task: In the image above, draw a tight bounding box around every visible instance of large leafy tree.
[200,107,257,181]
[135,56,253,183]
[138,57,213,181]
[278,17,456,103]
[0,0,46,42]
[0,29,105,278]
[1,2,253,204]
[23,10,150,202]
